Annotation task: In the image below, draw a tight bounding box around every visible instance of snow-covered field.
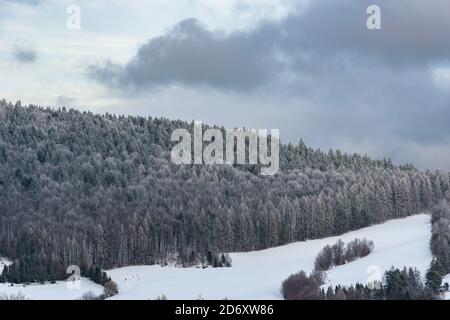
[0,279,104,300]
[0,257,104,300]
[106,214,432,300]
[0,214,440,300]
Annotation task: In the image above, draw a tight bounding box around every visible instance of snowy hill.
[106,214,432,300]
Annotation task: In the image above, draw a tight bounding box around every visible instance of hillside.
[0,100,449,283]
[104,215,432,300]
[0,214,436,300]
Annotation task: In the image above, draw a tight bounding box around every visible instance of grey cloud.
[56,96,76,107]
[90,18,283,92]
[90,0,450,92]
[13,48,37,63]
[282,0,450,67]
[2,0,43,5]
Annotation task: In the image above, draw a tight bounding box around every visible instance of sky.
[1,0,450,169]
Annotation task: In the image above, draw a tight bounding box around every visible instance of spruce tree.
[425,258,445,293]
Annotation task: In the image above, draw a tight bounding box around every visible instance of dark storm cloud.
[89,18,283,92]
[90,0,450,91]
[282,0,450,66]
[13,48,37,63]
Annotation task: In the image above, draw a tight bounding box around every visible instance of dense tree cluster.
[0,100,448,283]
[280,140,396,172]
[425,258,448,293]
[85,266,112,286]
[430,199,450,272]
[426,198,450,293]
[0,256,61,284]
[207,252,232,268]
[314,238,374,271]
[282,267,436,300]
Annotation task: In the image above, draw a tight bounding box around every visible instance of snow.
[106,214,432,300]
[443,274,450,300]
[324,214,432,289]
[0,279,105,300]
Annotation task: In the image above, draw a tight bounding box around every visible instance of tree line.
[314,238,374,271]
[282,267,437,300]
[0,100,448,283]
[426,197,450,294]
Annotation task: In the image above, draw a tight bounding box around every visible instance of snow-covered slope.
[0,214,433,300]
[324,214,432,289]
[0,279,104,300]
[106,214,432,300]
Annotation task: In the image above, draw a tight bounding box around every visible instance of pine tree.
[426,258,445,293]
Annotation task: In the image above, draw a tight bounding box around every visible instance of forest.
[0,100,449,283]
[426,198,450,293]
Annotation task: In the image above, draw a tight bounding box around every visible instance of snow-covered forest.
[0,100,449,284]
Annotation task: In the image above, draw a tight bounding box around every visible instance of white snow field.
[443,274,450,300]
[0,257,104,300]
[106,214,432,300]
[0,279,104,300]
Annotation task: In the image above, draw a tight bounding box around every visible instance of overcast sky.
[1,0,450,169]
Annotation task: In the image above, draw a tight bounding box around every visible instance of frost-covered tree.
[0,100,446,283]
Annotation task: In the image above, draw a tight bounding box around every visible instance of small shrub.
[78,291,101,300]
[0,292,27,300]
[103,280,119,298]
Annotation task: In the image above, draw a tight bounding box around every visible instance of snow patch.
[1,257,104,300]
[0,278,104,300]
[443,274,450,300]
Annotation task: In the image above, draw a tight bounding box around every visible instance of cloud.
[90,0,450,92]
[282,0,450,68]
[13,47,37,63]
[56,95,75,107]
[1,0,43,5]
[89,18,283,92]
